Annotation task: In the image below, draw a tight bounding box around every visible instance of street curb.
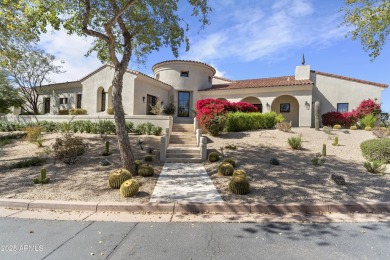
[1,199,390,214]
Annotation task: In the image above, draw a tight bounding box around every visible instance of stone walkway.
[150,163,223,203]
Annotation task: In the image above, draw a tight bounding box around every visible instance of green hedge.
[224,112,276,132]
[360,138,390,163]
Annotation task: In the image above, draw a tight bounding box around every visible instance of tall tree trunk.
[112,65,136,174]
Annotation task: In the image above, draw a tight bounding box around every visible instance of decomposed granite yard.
[204,127,390,204]
[0,128,389,204]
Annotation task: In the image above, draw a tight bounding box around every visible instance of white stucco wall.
[81,66,137,115]
[310,72,384,124]
[133,77,170,115]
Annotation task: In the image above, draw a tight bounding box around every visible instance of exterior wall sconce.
[161,101,164,106]
[305,101,310,110]
[143,96,145,103]
[266,102,270,110]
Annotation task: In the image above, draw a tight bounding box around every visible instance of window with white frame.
[337,103,348,112]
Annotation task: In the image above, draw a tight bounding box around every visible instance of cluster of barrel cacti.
[33,168,50,184]
[108,169,132,189]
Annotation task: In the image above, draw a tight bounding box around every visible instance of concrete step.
[166,153,201,159]
[169,141,197,145]
[170,135,196,140]
[165,158,203,163]
[167,147,200,152]
[168,143,199,147]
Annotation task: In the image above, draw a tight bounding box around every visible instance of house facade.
[18,60,388,127]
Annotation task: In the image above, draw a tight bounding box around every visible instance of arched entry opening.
[108,86,113,109]
[240,96,262,113]
[271,95,299,127]
[96,86,106,112]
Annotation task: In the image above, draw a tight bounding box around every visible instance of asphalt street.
[1,218,390,260]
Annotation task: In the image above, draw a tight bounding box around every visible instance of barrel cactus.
[232,169,247,178]
[333,124,342,130]
[223,158,236,168]
[108,169,132,189]
[218,162,234,176]
[144,155,153,162]
[365,126,372,131]
[138,164,154,177]
[208,152,219,162]
[350,125,357,130]
[135,160,143,171]
[120,179,139,197]
[228,176,250,195]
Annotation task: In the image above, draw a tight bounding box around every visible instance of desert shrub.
[96,120,116,135]
[364,161,386,174]
[322,112,345,127]
[81,121,93,133]
[58,110,69,115]
[232,169,247,177]
[52,133,87,164]
[218,162,234,176]
[33,168,50,184]
[270,157,280,165]
[144,155,153,162]
[9,157,46,169]
[0,133,26,142]
[360,138,390,163]
[163,96,176,116]
[138,164,154,177]
[0,121,24,131]
[276,121,292,132]
[208,152,219,162]
[107,107,114,115]
[311,153,325,166]
[120,179,139,197]
[228,176,250,195]
[350,125,357,130]
[373,128,389,138]
[151,126,163,136]
[135,122,155,135]
[288,135,302,150]
[224,112,276,132]
[108,169,132,189]
[24,126,43,142]
[223,158,236,168]
[354,99,381,118]
[125,121,134,133]
[333,124,342,129]
[196,99,228,136]
[275,113,285,123]
[69,109,87,115]
[360,114,377,128]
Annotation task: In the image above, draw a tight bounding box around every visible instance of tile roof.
[201,76,313,91]
[311,70,388,88]
[152,60,216,74]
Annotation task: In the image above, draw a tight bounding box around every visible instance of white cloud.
[38,29,102,83]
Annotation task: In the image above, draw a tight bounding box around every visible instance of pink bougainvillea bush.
[196,99,258,136]
[321,99,381,127]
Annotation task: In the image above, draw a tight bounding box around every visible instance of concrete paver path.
[150,163,223,203]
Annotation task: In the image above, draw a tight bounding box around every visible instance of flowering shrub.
[322,99,380,127]
[354,99,381,118]
[196,99,258,136]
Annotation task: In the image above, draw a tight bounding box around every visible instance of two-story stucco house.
[17,60,388,127]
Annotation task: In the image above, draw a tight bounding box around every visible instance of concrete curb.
[1,199,390,214]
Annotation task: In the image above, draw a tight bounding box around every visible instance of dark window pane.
[178,91,190,117]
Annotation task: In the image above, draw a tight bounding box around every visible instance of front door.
[178,91,190,117]
[147,94,158,115]
[44,98,50,114]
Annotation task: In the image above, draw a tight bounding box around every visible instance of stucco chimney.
[295,65,310,80]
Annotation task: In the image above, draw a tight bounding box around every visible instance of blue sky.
[38,0,390,111]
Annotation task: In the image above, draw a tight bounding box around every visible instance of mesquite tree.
[14,0,211,173]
